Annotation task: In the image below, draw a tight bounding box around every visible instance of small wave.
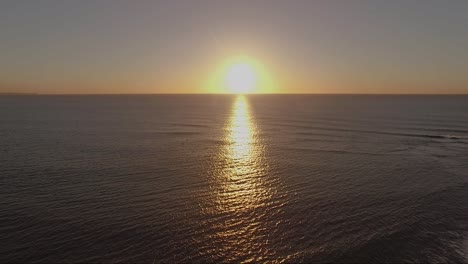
[441,135,468,139]
[287,147,400,156]
[417,134,447,139]
[169,123,210,128]
[290,124,468,140]
[153,131,201,135]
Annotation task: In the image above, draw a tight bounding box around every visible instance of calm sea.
[1,95,468,263]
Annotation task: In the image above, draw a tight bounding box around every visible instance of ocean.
[1,94,467,263]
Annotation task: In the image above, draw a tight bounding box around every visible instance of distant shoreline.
[0,93,40,96]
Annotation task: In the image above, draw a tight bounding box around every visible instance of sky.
[1,0,468,94]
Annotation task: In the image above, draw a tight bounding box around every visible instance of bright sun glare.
[206,55,276,94]
[226,63,257,94]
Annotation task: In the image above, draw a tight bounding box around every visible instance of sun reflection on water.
[218,95,270,212]
[200,95,281,262]
[227,96,259,176]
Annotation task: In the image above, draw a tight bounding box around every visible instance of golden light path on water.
[203,95,283,263]
[230,96,253,162]
[218,95,270,213]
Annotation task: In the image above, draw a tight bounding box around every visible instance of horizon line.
[1,92,468,96]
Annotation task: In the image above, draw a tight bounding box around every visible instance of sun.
[205,55,277,94]
[226,63,257,94]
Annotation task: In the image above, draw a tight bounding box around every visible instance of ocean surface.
[1,94,468,263]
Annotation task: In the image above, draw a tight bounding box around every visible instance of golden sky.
[1,1,468,94]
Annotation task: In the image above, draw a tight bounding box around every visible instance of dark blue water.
[1,95,468,263]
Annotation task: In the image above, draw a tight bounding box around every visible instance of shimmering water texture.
[1,95,468,263]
